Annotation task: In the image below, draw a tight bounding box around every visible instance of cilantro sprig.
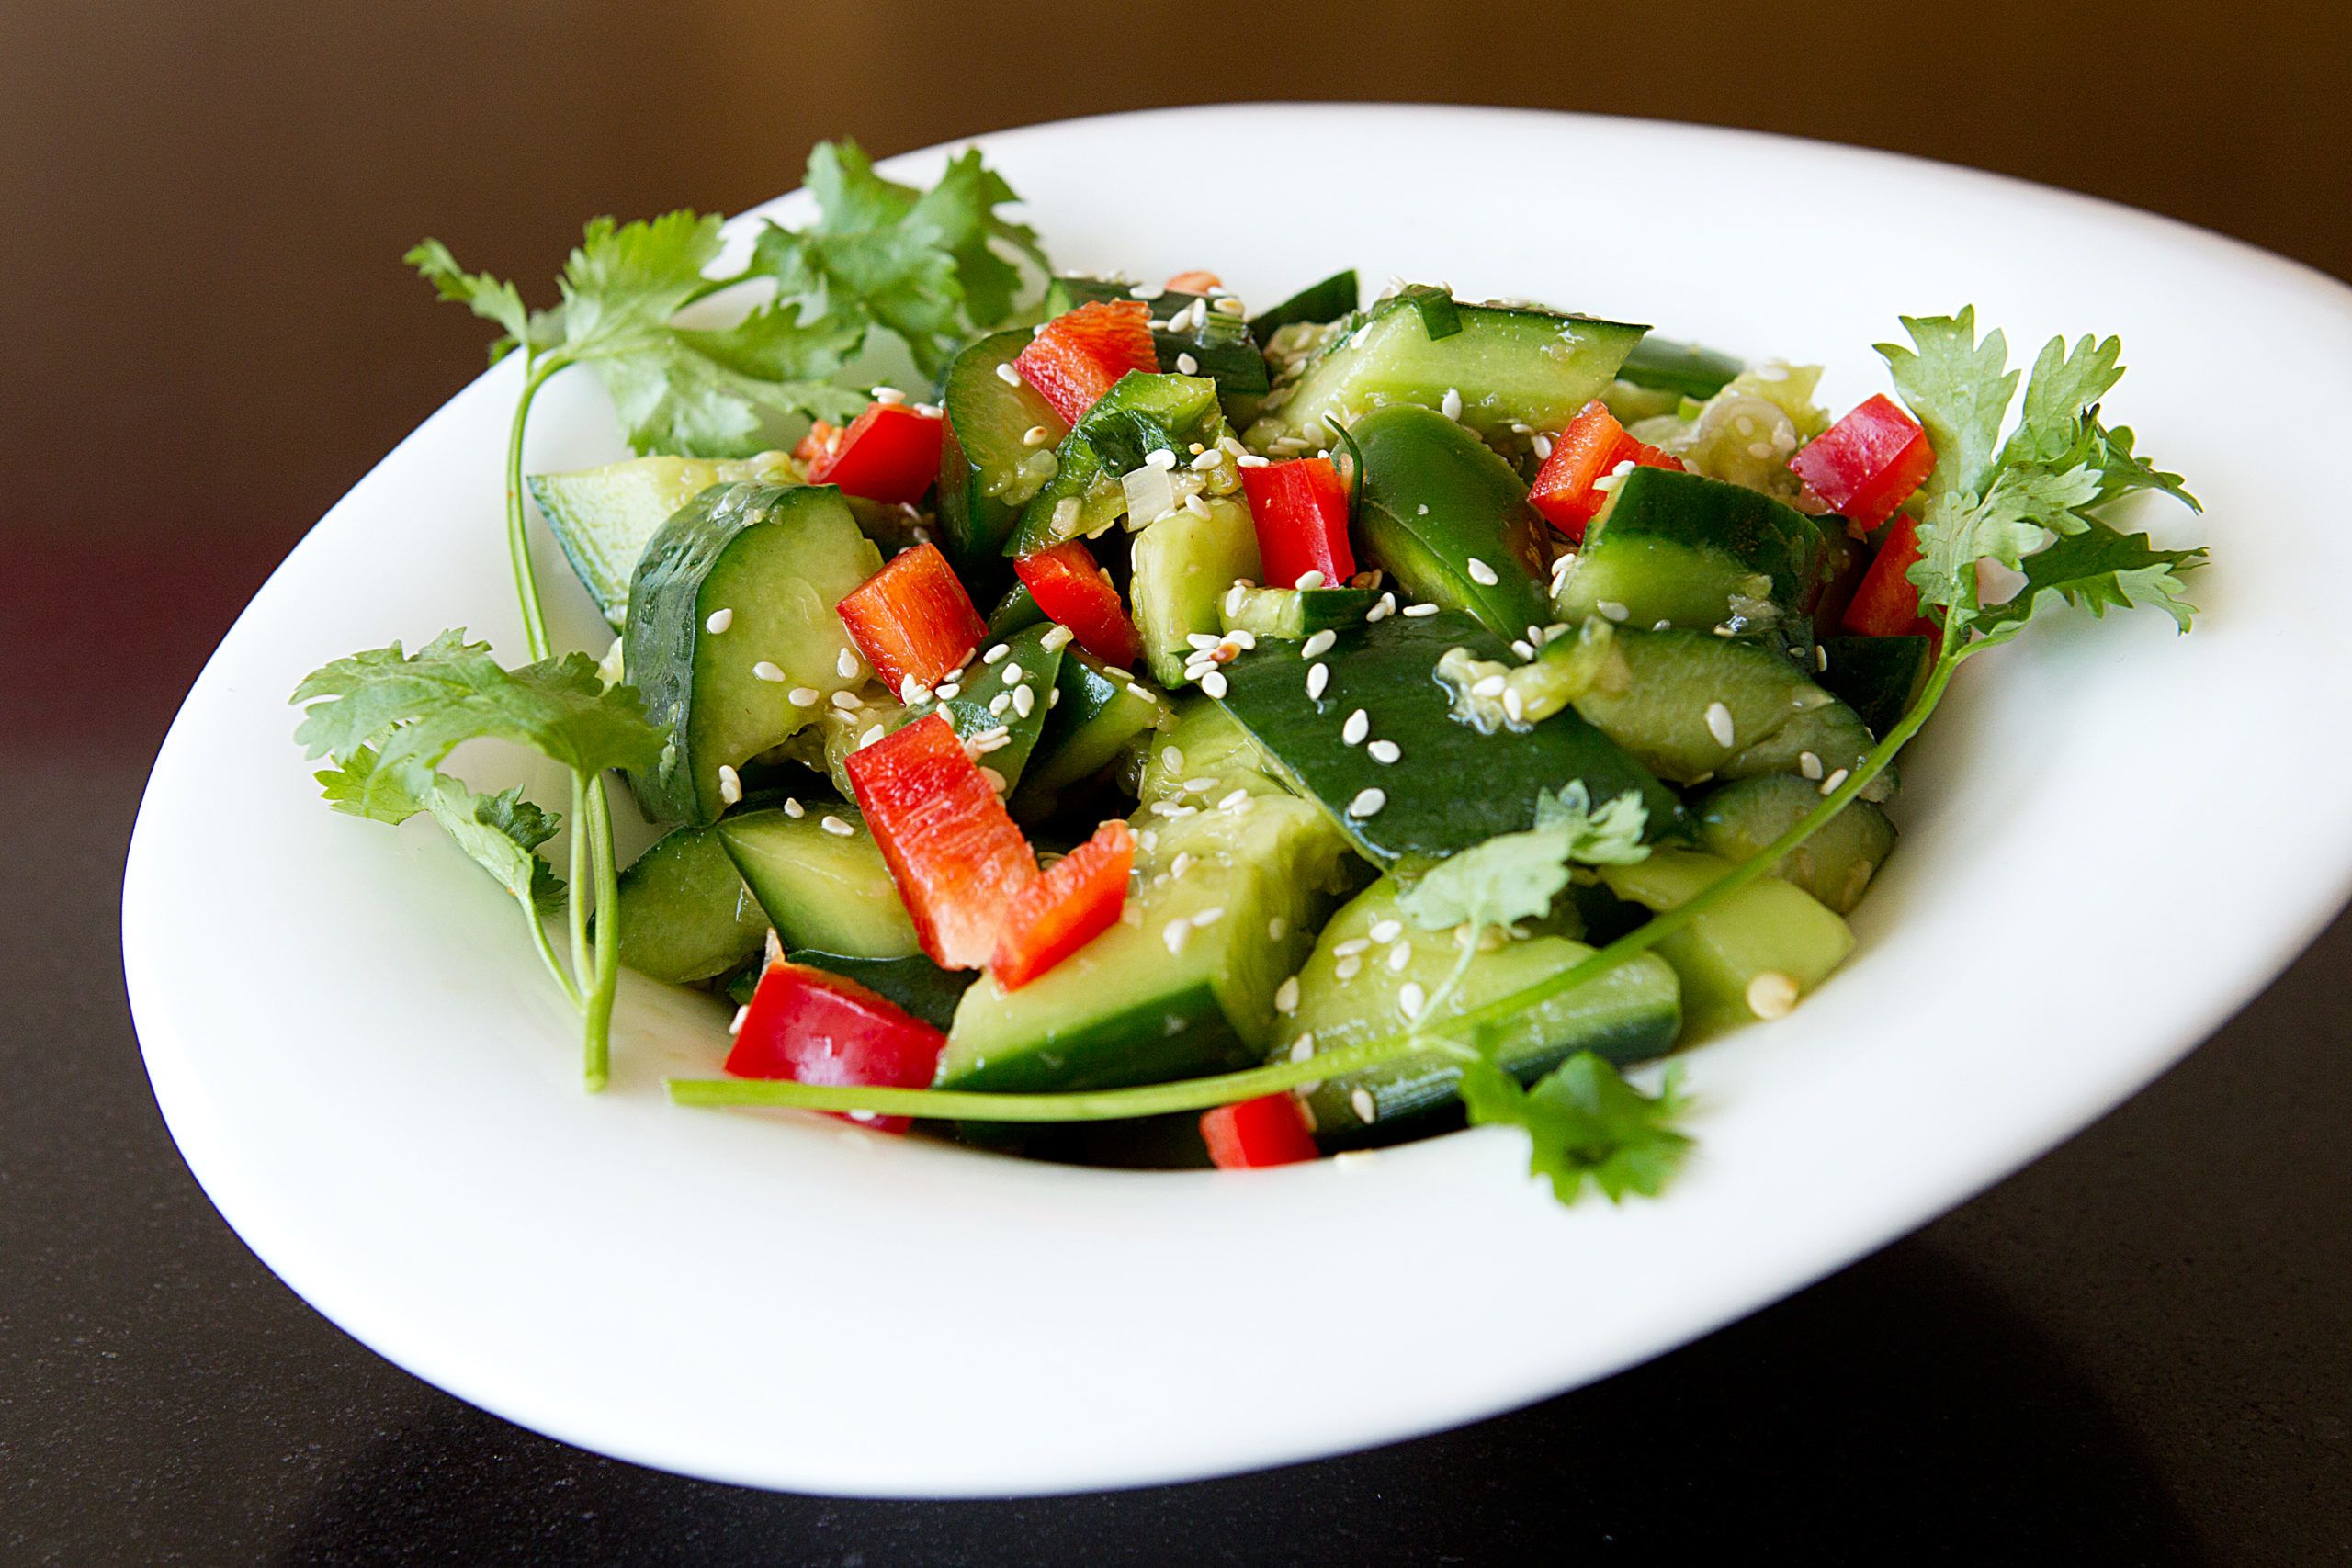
[669,306,2203,1214]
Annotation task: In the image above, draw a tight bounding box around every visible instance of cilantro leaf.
[1971,518,2205,643]
[1878,308,2018,497]
[2007,333,2125,464]
[2084,420,2200,512]
[1461,1051,1692,1204]
[1398,784,1648,932]
[1907,461,2105,617]
[402,239,548,362]
[422,774,568,915]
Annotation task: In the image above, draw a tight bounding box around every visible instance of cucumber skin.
[940,330,1066,578]
[1351,404,1552,644]
[1563,466,1826,628]
[612,825,768,985]
[1694,774,1896,915]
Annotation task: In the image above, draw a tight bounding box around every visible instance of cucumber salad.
[293,141,2205,1201]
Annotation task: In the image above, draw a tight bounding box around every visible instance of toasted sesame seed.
[1227,628,1257,650]
[1820,767,1850,795]
[1398,981,1427,1021]
[717,763,742,805]
[1224,583,1250,616]
[1713,623,1737,637]
[1471,674,1507,697]
[1022,423,1054,447]
[1347,786,1386,818]
[1747,970,1801,1019]
[1799,750,1824,780]
[1306,662,1330,700]
[1012,684,1035,718]
[1341,709,1369,745]
[969,726,1012,753]
[783,797,805,818]
[1301,628,1338,660]
[1367,739,1400,764]
[820,815,854,837]
[1597,600,1631,623]
[1440,388,1463,421]
[1466,557,1499,586]
[872,385,907,404]
[995,362,1022,386]
[1200,669,1228,698]
[1402,603,1440,617]
[1162,919,1192,955]
[1213,296,1245,316]
[1704,701,1736,747]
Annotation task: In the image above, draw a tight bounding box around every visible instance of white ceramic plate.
[124,104,2352,1497]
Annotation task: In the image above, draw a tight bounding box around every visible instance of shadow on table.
[271,1241,2202,1567]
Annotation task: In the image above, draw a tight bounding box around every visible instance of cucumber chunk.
[1693,774,1896,914]
[1013,650,1169,815]
[624,483,882,824]
[1249,269,1359,344]
[1816,635,1933,738]
[1246,293,1645,453]
[940,329,1069,573]
[1135,698,1292,807]
[1600,848,1854,1039]
[1131,497,1262,686]
[1284,877,1681,1142]
[1555,466,1826,643]
[1352,404,1552,643]
[528,452,800,627]
[1220,585,1377,641]
[938,795,1351,1093]
[1215,609,1683,866]
[1617,336,1743,400]
[1008,371,1230,555]
[612,824,768,984]
[718,805,921,960]
[985,580,1047,637]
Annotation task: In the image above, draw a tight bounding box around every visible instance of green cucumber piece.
[718,805,920,960]
[899,622,1065,794]
[1246,294,1645,452]
[940,329,1069,572]
[1565,625,1891,801]
[1694,774,1896,915]
[1618,335,1743,400]
[765,700,905,801]
[1008,372,1230,555]
[1600,848,1854,1039]
[1351,404,1552,643]
[937,794,1351,1093]
[1250,269,1359,344]
[612,823,768,984]
[1131,498,1262,686]
[624,483,882,824]
[1219,585,1377,641]
[1817,635,1933,738]
[1135,698,1290,807]
[1216,609,1683,866]
[985,580,1047,637]
[1014,650,1169,813]
[793,951,973,1032]
[1046,277,1270,395]
[1556,466,1824,639]
[528,452,799,628]
[1285,877,1680,1141]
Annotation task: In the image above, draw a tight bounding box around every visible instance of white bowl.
[123,104,2352,1496]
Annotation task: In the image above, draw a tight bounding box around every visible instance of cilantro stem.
[503,355,566,662]
[582,776,620,1091]
[566,769,593,988]
[668,644,1970,1125]
[526,907,583,1010]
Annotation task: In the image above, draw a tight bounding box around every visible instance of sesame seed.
[729,1005,750,1035]
[1227,628,1257,650]
[1200,669,1228,698]
[980,766,1009,794]
[1386,943,1412,974]
[1366,593,1395,623]
[1341,709,1369,745]
[1184,492,1213,519]
[1184,777,1217,795]
[1145,447,1178,470]
[1269,916,1288,940]
[1820,767,1850,795]
[836,649,860,679]
[1287,1029,1314,1060]
[1213,296,1245,316]
[1334,937,1371,958]
[1347,786,1386,818]
[1302,628,1338,660]
[831,690,862,711]
[1190,906,1226,929]
[1012,684,1035,718]
[1654,620,1673,633]
[705,607,735,635]
[752,660,787,683]
[1048,688,1061,708]
[820,815,854,837]
[1532,433,1554,459]
[1747,971,1801,1020]
[982,643,1009,664]
[1466,557,1499,586]
[1597,600,1631,623]
[1398,981,1427,1021]
[1162,919,1192,955]
[1236,453,1271,468]
[1217,788,1250,810]
[1335,954,1362,980]
[1704,701,1736,747]
[1187,632,1223,650]
[1471,674,1507,697]
[1224,583,1250,616]
[1503,688,1524,723]
[1001,661,1023,683]
[1189,448,1222,473]
[1351,1088,1378,1124]
[1512,639,1537,660]
[1440,388,1463,421]
[1816,645,1830,672]
[1295,570,1327,590]
[988,693,1011,716]
[899,675,929,704]
[1402,603,1441,617]
[1367,739,1400,764]
[1713,624,1737,637]
[1175,351,1199,375]
[872,385,906,404]
[935,682,961,700]
[1275,976,1301,1014]
[860,724,885,747]
[995,362,1022,386]
[1306,662,1330,700]
[1747,441,1774,460]
[717,764,742,805]
[970,726,1012,753]
[783,797,805,818]
[1800,750,1824,780]
[1022,424,1053,447]
[1162,746,1186,773]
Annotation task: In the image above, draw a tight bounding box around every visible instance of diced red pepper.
[794,419,846,471]
[1840,512,1939,638]
[1200,1095,1320,1169]
[843,714,1038,969]
[1529,400,1683,542]
[1164,269,1222,294]
[1238,457,1356,589]
[723,961,947,1134]
[1013,540,1143,669]
[1789,394,1937,532]
[990,819,1135,989]
[836,542,989,691]
[803,401,945,507]
[1014,300,1158,425]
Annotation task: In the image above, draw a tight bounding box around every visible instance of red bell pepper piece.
[1200,1095,1320,1169]
[1529,400,1682,542]
[844,714,1038,970]
[1789,394,1936,532]
[1014,300,1158,426]
[724,961,946,1134]
[803,401,945,507]
[836,542,989,691]
[794,419,845,471]
[1164,269,1222,294]
[1238,457,1356,589]
[1013,540,1143,669]
[1840,512,1940,638]
[990,819,1135,989]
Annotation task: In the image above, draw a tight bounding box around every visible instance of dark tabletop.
[6,4,2349,1563]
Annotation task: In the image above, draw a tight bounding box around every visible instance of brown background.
[5,4,2349,1562]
